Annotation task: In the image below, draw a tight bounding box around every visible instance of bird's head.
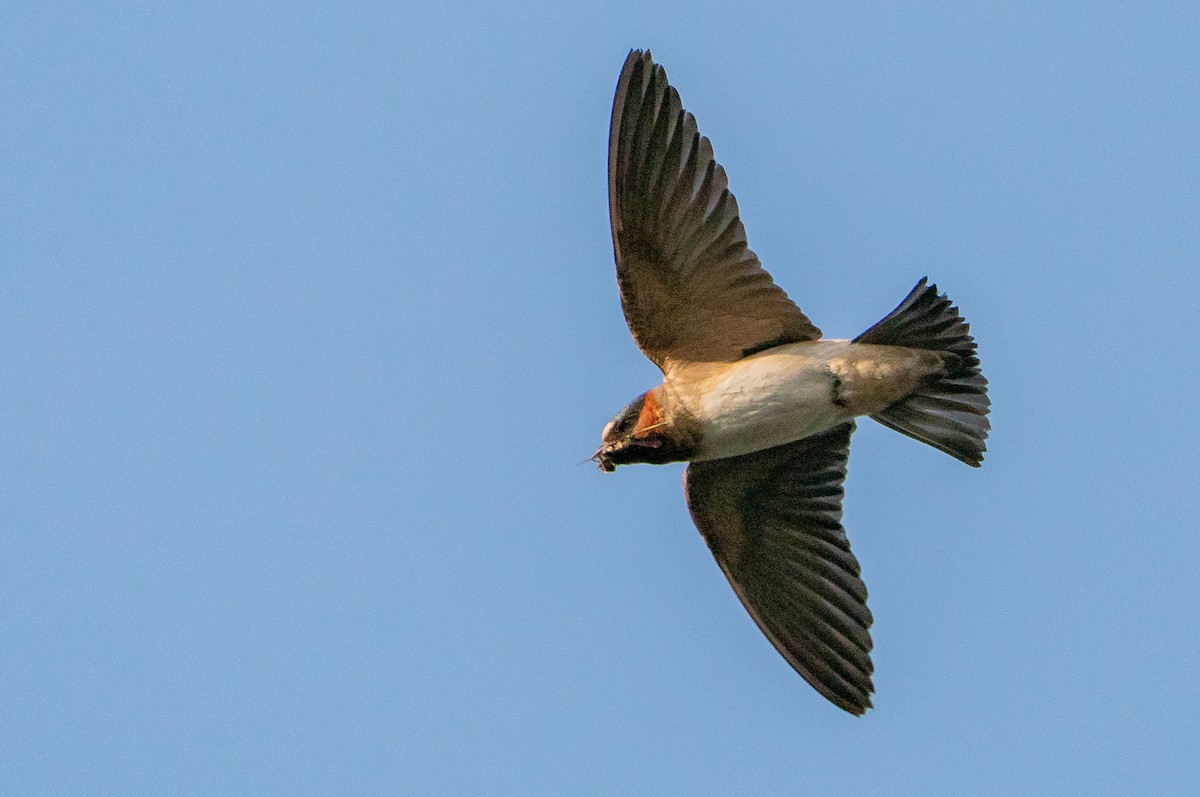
[592,389,693,471]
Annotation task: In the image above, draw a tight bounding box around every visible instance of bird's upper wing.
[609,50,821,369]
[683,422,874,714]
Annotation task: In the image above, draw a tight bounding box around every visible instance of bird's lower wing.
[683,422,874,714]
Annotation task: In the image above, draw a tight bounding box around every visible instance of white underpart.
[688,342,853,461]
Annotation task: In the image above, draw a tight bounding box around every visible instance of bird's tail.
[854,278,990,466]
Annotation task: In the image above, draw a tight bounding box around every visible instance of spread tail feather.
[855,278,990,466]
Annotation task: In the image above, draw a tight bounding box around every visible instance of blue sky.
[3,2,1198,794]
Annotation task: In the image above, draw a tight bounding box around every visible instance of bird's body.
[665,340,947,461]
[595,50,991,714]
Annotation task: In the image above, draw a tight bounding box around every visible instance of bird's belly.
[687,355,849,461]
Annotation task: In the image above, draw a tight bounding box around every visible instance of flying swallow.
[595,50,991,714]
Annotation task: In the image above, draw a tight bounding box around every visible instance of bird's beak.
[591,445,616,473]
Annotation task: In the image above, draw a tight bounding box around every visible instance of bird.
[594,50,991,715]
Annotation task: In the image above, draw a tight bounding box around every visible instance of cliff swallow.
[595,50,990,714]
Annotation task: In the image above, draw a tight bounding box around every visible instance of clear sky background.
[3,2,1198,794]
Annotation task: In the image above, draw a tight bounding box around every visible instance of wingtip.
[624,48,651,66]
[834,692,872,716]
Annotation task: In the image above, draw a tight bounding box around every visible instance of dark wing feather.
[684,422,874,714]
[609,50,821,368]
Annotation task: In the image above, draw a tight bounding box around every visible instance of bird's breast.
[669,342,851,461]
